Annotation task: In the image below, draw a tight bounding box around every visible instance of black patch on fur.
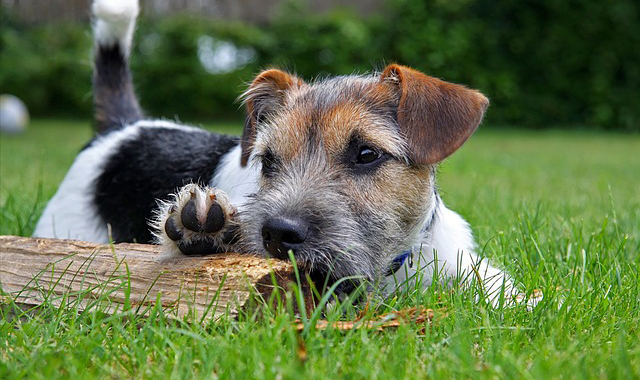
[94,127,239,243]
[93,43,143,134]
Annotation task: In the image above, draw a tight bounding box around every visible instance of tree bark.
[0,235,311,320]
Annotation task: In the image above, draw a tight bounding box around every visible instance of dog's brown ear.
[240,69,305,166]
[380,64,489,165]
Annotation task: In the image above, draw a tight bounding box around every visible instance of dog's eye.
[344,139,390,174]
[356,146,382,165]
[261,150,277,177]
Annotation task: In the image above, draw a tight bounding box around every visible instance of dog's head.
[238,64,488,288]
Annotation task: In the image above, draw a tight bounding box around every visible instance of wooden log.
[0,235,312,320]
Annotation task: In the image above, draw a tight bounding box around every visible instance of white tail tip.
[93,0,140,50]
[93,0,139,23]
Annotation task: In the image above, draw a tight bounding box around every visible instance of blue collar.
[385,249,412,276]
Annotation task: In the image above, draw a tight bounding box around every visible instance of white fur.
[93,0,139,53]
[384,200,517,303]
[210,145,260,209]
[425,205,514,295]
[33,120,211,242]
[33,125,140,242]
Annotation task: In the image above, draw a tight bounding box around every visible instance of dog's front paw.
[152,184,239,255]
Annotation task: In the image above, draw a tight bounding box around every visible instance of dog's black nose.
[261,216,309,259]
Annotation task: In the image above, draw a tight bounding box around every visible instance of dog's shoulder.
[93,120,240,185]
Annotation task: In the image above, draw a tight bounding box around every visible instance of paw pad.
[153,184,237,256]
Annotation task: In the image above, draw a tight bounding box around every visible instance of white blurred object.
[0,94,30,134]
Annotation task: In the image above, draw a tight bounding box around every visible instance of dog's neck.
[385,191,440,276]
[382,189,479,291]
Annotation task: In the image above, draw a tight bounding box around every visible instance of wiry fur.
[235,74,436,286]
[241,153,377,282]
[33,0,537,306]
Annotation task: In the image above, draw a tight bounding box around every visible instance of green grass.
[1,120,639,379]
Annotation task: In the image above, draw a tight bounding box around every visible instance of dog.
[33,0,517,302]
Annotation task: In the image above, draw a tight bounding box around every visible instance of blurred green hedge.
[1,0,638,130]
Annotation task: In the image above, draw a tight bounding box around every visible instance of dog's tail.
[92,0,143,134]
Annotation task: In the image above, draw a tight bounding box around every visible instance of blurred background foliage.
[0,0,638,131]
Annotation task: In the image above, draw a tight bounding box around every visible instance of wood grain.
[0,235,311,320]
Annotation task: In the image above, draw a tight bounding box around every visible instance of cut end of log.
[0,235,315,321]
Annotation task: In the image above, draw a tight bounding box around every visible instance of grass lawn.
[1,120,639,379]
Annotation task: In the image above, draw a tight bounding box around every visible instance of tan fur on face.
[241,66,487,281]
[320,102,407,159]
[345,162,434,231]
[253,77,408,164]
[252,79,435,249]
[240,69,306,166]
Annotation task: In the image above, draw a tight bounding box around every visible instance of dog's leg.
[151,184,240,256]
[92,0,143,133]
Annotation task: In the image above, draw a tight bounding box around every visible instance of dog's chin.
[249,239,369,299]
[293,259,366,300]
